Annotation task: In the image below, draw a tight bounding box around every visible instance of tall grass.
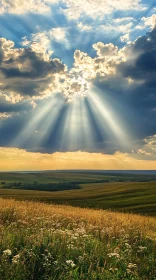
[0,198,156,280]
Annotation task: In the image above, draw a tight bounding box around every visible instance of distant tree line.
[1,182,81,192]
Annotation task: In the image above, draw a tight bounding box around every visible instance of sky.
[0,0,156,170]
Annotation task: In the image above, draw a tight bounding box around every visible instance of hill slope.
[0,198,156,280]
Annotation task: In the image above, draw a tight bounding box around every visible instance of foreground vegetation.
[0,198,156,280]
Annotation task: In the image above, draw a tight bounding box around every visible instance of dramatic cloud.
[0,37,66,101]
[1,24,156,103]
[118,27,156,87]
[0,1,156,163]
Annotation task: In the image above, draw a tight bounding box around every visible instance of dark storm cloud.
[118,27,156,83]
[1,48,64,78]
[93,26,156,144]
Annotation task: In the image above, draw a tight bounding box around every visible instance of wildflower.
[107,253,120,259]
[66,260,76,267]
[125,243,131,249]
[127,263,137,269]
[3,249,12,256]
[78,256,83,262]
[109,268,118,272]
[12,254,20,264]
[138,246,147,252]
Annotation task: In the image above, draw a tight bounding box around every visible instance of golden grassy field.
[0,198,156,279]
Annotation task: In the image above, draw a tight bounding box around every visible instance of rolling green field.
[0,171,156,216]
[1,171,156,184]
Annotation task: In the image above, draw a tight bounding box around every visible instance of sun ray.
[87,89,131,150]
[10,96,58,148]
[34,99,65,149]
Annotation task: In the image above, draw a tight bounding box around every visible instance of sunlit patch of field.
[0,198,156,280]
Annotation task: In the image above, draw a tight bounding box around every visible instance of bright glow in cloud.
[0,112,12,119]
[120,34,130,43]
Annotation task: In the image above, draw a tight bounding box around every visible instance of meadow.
[0,198,156,280]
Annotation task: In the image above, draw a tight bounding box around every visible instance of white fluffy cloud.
[142,14,156,29]
[62,0,145,19]
[93,43,118,57]
[134,14,156,31]
[22,27,68,51]
[0,0,145,18]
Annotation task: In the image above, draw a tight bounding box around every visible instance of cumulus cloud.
[0,37,66,101]
[60,22,156,104]
[93,43,118,57]
[134,14,156,31]
[142,14,156,29]
[22,27,69,54]
[0,18,156,105]
[118,27,156,86]
[60,42,125,98]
